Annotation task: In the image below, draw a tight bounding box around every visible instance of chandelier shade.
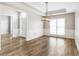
[42,16,49,21]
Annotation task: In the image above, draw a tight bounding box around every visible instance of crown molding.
[22,2,44,14]
[0,2,44,16]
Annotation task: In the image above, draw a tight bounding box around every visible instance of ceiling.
[24,2,79,15]
[24,2,45,13]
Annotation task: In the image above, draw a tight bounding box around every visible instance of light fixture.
[22,12,26,18]
[42,2,49,21]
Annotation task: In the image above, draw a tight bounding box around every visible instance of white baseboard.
[47,34,74,39]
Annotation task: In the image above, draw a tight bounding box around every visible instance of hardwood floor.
[48,37,78,56]
[0,35,78,56]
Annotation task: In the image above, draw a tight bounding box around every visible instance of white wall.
[0,4,43,41]
[26,12,43,41]
[75,10,79,50]
[0,16,9,34]
[0,5,18,37]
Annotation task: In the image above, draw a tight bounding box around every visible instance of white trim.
[0,2,44,16]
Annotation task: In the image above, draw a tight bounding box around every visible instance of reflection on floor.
[48,37,78,56]
[0,36,78,56]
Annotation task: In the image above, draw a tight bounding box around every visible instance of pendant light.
[42,2,49,21]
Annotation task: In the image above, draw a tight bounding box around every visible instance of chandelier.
[42,2,49,21]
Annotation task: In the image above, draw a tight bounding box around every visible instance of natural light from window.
[50,18,65,35]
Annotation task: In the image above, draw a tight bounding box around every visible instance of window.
[50,17,65,35]
[50,19,56,34]
[57,18,65,35]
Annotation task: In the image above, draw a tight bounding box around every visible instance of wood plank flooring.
[0,36,78,56]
